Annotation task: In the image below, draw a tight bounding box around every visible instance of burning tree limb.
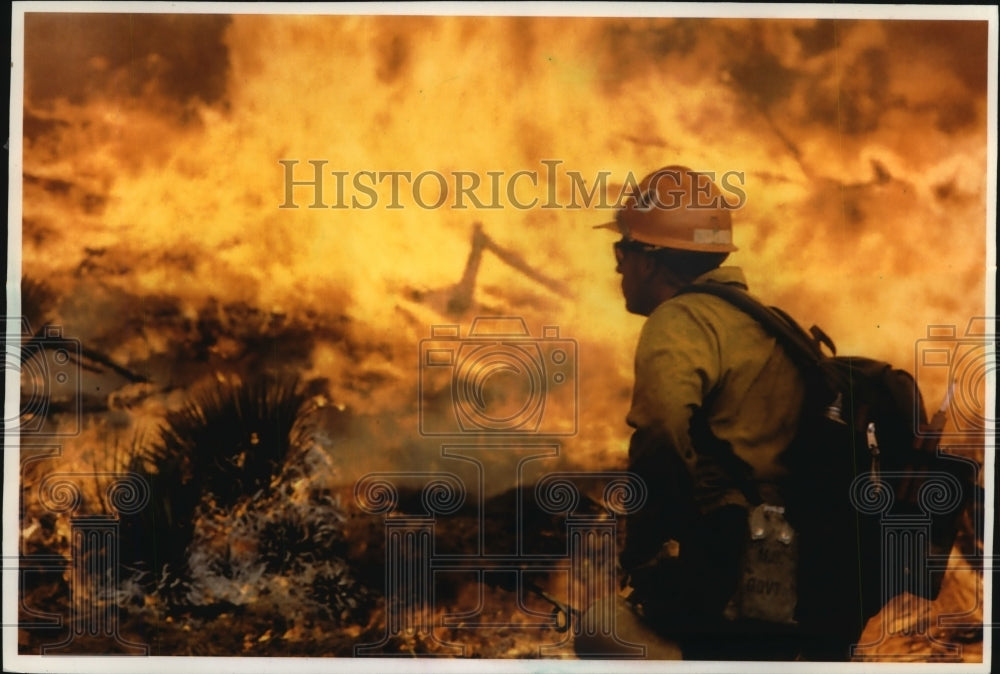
[20,323,150,384]
[18,275,150,385]
[448,222,572,315]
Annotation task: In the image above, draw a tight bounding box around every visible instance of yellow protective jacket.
[622,266,805,570]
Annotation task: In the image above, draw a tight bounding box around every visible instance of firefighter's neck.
[639,275,685,316]
[650,283,681,313]
[634,257,690,316]
[654,266,689,304]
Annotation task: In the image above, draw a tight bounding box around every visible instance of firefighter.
[576,166,809,660]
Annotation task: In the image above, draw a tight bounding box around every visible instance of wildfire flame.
[21,15,989,358]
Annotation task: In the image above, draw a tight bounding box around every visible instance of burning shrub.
[149,446,378,633]
[254,491,349,573]
[119,373,314,597]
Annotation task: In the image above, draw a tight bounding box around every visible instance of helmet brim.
[592,220,622,233]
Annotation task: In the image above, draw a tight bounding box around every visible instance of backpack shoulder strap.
[675,282,828,369]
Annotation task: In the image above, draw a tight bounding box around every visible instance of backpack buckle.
[824,392,847,425]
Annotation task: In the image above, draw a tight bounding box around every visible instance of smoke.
[24,13,230,109]
[19,13,990,484]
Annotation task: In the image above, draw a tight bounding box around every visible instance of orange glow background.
[19,13,990,484]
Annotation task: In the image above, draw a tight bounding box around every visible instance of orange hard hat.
[596,165,738,253]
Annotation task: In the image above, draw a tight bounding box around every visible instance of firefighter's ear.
[645,255,681,288]
[653,256,695,292]
[636,252,660,278]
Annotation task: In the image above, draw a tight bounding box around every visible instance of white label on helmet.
[693,229,732,244]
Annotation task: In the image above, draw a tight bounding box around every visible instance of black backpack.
[679,282,979,636]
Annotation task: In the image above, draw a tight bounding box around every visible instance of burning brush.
[118,374,322,600]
